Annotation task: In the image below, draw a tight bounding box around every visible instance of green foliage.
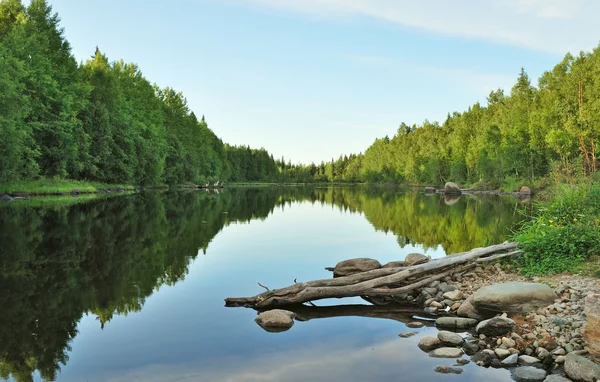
[513,183,600,276]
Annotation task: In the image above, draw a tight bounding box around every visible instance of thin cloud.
[236,0,600,54]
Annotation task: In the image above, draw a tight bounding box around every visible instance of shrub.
[513,183,600,276]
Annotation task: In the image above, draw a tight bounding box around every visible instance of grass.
[0,178,136,195]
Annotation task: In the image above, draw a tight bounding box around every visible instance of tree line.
[0,0,290,186]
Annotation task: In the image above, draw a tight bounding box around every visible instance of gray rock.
[418,336,442,352]
[438,331,464,346]
[439,283,459,293]
[472,282,557,316]
[536,347,550,360]
[405,253,429,266]
[476,317,516,336]
[564,353,600,382]
[406,321,425,328]
[429,347,464,358]
[382,261,405,268]
[495,348,511,359]
[514,366,547,382]
[398,331,417,338]
[543,376,572,382]
[434,366,463,374]
[444,182,462,195]
[333,258,381,277]
[472,349,496,366]
[457,296,486,320]
[502,353,519,366]
[436,317,478,330]
[255,310,295,332]
[518,355,542,366]
[0,195,13,202]
[443,290,464,300]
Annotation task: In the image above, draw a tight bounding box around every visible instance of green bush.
[513,183,600,276]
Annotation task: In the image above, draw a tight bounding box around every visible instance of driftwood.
[225,242,520,308]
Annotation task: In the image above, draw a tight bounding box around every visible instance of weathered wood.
[225,242,519,308]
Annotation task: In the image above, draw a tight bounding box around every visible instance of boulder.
[476,317,516,336]
[382,261,405,268]
[434,366,463,374]
[444,182,462,195]
[437,331,464,346]
[584,294,600,363]
[404,253,429,266]
[519,186,532,195]
[333,258,381,277]
[255,310,296,333]
[429,347,463,358]
[436,317,478,330]
[513,366,547,382]
[564,353,600,382]
[418,336,442,352]
[457,296,486,320]
[471,282,556,316]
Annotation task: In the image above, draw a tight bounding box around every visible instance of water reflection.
[0,187,526,381]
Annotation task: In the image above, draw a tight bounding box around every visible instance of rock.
[382,261,405,268]
[434,366,463,374]
[584,294,600,363]
[536,347,550,360]
[456,358,470,365]
[424,187,437,194]
[519,186,532,195]
[495,348,511,359]
[333,258,381,277]
[438,331,464,346]
[472,349,496,366]
[436,317,478,330]
[471,282,557,316]
[443,290,464,300]
[418,337,442,352]
[518,355,542,366]
[444,182,462,195]
[564,353,600,382]
[406,321,425,328]
[543,376,572,382]
[463,341,479,356]
[398,331,417,338]
[255,310,295,332]
[439,283,459,293]
[555,356,566,364]
[476,317,516,336]
[424,307,438,315]
[404,253,429,266]
[11,191,29,198]
[451,302,462,311]
[514,366,547,382]
[430,347,464,358]
[502,353,519,366]
[71,188,81,195]
[0,195,13,202]
[502,337,517,348]
[457,297,486,320]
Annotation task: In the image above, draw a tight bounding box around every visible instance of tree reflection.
[0,187,526,381]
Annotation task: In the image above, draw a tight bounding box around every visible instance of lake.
[0,187,530,382]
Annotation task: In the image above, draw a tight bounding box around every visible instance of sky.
[47,0,600,164]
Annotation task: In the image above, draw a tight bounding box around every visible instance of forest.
[0,0,288,186]
[3,0,600,188]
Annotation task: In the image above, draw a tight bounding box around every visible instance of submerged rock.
[255,310,296,333]
[333,258,381,277]
[434,365,463,374]
[398,331,417,338]
[471,282,556,316]
[429,347,464,358]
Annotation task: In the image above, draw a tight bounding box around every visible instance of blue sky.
[48,0,600,164]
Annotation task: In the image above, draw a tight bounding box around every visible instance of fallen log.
[225,242,520,308]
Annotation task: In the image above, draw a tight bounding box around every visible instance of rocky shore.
[408,262,600,381]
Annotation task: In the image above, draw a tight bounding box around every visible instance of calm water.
[0,187,530,382]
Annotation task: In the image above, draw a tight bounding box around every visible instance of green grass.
[0,178,136,195]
